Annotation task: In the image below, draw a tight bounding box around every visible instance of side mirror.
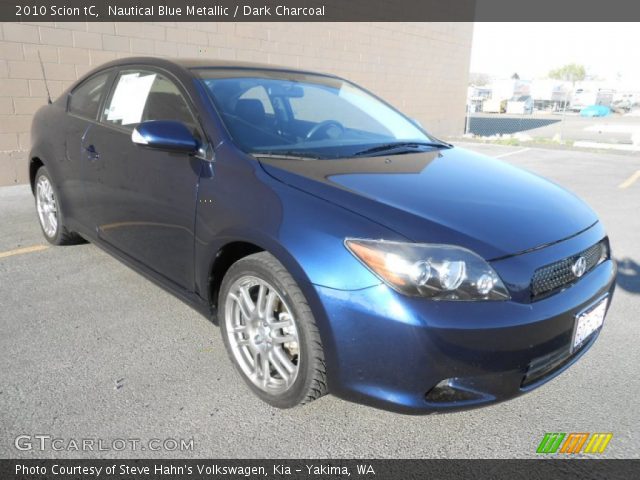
[132,120,198,153]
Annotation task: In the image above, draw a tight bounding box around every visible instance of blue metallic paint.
[258,149,599,261]
[29,57,616,413]
[133,120,199,152]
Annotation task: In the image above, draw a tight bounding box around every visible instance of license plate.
[573,297,607,350]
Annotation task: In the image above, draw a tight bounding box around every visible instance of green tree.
[469,72,490,86]
[548,64,586,84]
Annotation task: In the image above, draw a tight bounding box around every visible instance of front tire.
[219,252,327,408]
[34,166,82,245]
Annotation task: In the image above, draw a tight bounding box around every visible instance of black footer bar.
[1,459,639,480]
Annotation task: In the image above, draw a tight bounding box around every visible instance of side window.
[101,69,198,134]
[239,86,274,114]
[68,71,110,120]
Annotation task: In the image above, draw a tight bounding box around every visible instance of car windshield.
[194,68,440,159]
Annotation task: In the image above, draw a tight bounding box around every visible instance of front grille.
[531,241,607,300]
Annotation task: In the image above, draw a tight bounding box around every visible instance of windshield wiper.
[353,141,451,157]
[251,151,323,160]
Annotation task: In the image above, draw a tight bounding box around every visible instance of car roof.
[93,56,334,78]
[173,58,284,70]
[63,56,342,103]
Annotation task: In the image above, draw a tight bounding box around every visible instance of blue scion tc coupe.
[29,58,616,413]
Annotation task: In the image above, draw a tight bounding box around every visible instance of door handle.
[85,144,100,161]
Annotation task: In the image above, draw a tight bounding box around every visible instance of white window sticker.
[106,73,156,126]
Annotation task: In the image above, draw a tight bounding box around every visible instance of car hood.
[258,147,599,260]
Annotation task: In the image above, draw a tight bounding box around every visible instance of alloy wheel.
[224,276,300,394]
[36,176,58,238]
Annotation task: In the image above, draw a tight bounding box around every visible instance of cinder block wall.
[0,22,473,186]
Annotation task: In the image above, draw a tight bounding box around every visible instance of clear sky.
[470,23,640,84]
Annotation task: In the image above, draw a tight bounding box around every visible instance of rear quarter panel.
[29,102,74,209]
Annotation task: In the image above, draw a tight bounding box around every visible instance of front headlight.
[345,238,510,301]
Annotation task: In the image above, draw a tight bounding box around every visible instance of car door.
[81,67,205,290]
[62,69,114,227]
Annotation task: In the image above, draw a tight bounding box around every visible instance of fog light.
[425,378,482,403]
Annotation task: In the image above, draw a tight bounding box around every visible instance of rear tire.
[34,166,83,246]
[219,252,327,408]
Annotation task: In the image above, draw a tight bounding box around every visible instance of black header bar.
[2,0,640,22]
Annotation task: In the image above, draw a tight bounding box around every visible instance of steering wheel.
[305,120,345,141]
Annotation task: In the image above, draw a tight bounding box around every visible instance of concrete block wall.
[0,21,473,186]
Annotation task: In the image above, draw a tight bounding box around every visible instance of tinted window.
[68,71,110,120]
[197,69,432,158]
[101,70,197,133]
[239,86,275,114]
[288,86,390,135]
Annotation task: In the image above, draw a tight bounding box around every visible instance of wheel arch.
[204,234,340,391]
[206,234,319,311]
[208,240,265,313]
[29,156,45,194]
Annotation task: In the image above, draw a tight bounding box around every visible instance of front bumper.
[313,232,616,414]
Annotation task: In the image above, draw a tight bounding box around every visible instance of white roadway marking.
[494,147,531,159]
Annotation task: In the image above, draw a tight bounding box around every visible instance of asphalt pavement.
[0,144,638,458]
